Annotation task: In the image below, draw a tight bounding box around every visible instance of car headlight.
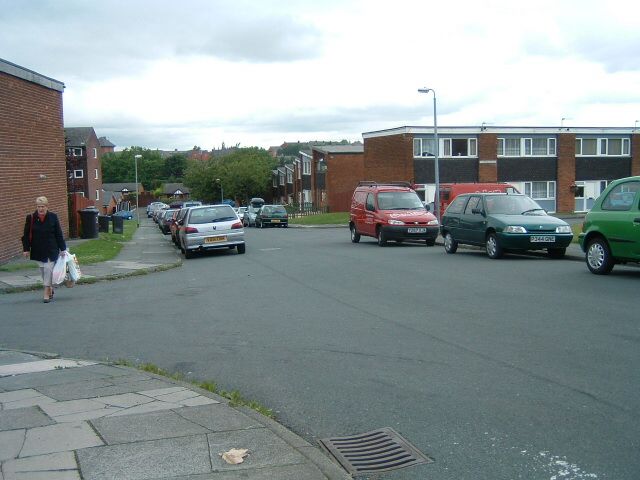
[388,219,404,225]
[555,225,572,233]
[504,225,527,233]
[427,219,439,226]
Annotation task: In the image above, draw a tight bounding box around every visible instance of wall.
[0,70,68,263]
[363,134,414,182]
[325,152,365,212]
[556,133,576,213]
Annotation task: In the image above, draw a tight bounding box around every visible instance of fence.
[285,204,329,218]
[68,193,95,238]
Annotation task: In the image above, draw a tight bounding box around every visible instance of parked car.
[236,206,248,221]
[178,204,245,258]
[578,176,640,274]
[171,207,190,245]
[159,209,178,234]
[255,205,289,228]
[112,210,133,220]
[147,202,168,218]
[350,181,439,246]
[440,193,573,259]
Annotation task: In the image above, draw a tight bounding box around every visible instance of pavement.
[0,215,586,480]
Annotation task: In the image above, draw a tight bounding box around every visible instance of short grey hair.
[36,196,49,206]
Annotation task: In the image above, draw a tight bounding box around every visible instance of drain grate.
[319,427,433,475]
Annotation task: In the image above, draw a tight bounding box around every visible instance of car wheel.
[586,237,614,274]
[377,228,386,247]
[425,238,436,247]
[350,225,361,243]
[237,243,246,254]
[547,247,566,259]
[184,249,194,259]
[444,232,458,253]
[486,232,503,259]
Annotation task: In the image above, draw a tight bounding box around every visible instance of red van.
[413,182,518,218]
[349,182,439,246]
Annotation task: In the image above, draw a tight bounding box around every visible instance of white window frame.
[73,169,84,178]
[593,137,630,156]
[96,189,100,201]
[499,137,556,157]
[413,138,438,158]
[303,160,311,175]
[524,181,556,200]
[297,163,301,180]
[73,148,82,156]
[93,147,98,158]
[94,168,99,179]
[286,169,293,183]
[279,173,285,186]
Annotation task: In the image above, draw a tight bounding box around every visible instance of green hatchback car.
[441,193,574,259]
[578,176,640,274]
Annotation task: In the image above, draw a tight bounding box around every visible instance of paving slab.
[0,367,114,391]
[207,428,307,472]
[2,451,77,477]
[51,407,123,423]
[76,435,211,480]
[20,422,103,457]
[0,352,45,367]
[39,377,172,401]
[1,394,57,411]
[175,403,263,433]
[91,409,211,444]
[39,399,107,418]
[0,429,25,461]
[92,392,155,408]
[0,360,95,377]
[0,406,54,430]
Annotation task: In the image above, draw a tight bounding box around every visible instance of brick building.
[312,145,364,212]
[0,58,68,263]
[65,127,103,204]
[363,126,640,213]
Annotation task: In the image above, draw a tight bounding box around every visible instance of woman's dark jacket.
[21,211,67,262]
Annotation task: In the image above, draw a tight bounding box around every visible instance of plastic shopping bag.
[52,253,67,285]
[65,251,82,282]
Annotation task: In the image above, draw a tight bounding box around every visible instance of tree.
[184,148,275,204]
[101,148,167,189]
[164,153,188,180]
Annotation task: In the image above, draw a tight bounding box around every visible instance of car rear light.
[184,226,199,233]
[231,221,243,229]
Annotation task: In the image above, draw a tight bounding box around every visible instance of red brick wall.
[364,134,414,182]
[0,71,68,263]
[556,133,576,213]
[478,133,498,182]
[326,153,365,212]
[632,133,640,176]
[86,131,103,202]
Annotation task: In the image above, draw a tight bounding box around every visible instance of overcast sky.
[2,0,639,151]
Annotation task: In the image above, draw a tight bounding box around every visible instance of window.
[601,181,640,211]
[303,160,311,175]
[442,138,477,157]
[279,173,285,186]
[96,190,100,201]
[464,196,481,214]
[446,196,467,214]
[576,138,597,155]
[73,148,82,156]
[287,169,292,183]
[413,138,436,157]
[93,148,97,158]
[499,137,556,156]
[579,137,631,156]
[366,193,375,211]
[94,169,99,179]
[73,169,84,178]
[524,181,556,199]
[498,138,520,156]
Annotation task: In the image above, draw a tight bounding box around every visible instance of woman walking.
[21,196,67,303]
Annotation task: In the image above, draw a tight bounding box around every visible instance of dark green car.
[578,176,640,274]
[441,193,573,259]
[255,205,289,228]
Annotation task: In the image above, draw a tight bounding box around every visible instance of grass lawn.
[289,212,349,225]
[0,220,138,272]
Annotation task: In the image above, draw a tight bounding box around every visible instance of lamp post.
[418,87,440,222]
[134,154,142,226]
[216,178,223,204]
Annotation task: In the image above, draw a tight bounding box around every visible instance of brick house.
[362,126,640,213]
[98,136,115,156]
[312,145,364,212]
[65,127,104,204]
[0,58,68,263]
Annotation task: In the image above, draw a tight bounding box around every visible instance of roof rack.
[357,181,412,188]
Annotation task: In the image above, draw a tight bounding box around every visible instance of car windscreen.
[484,195,545,215]
[188,206,237,224]
[377,191,425,210]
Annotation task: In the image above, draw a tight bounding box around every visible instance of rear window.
[188,206,237,224]
[262,206,286,214]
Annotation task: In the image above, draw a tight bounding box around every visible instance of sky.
[2,0,640,151]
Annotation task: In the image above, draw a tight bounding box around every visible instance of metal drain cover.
[319,427,433,475]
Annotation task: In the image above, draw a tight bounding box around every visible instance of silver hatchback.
[178,205,246,258]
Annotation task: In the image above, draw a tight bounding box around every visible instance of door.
[599,180,640,260]
[361,192,376,237]
[459,196,485,245]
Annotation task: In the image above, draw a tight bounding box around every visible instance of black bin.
[112,215,124,234]
[78,207,99,239]
[98,215,110,233]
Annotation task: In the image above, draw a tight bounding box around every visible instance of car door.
[600,180,640,259]
[459,196,485,245]
[361,192,376,237]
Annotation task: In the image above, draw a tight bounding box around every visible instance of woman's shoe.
[43,297,50,303]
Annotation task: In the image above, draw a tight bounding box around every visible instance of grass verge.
[70,220,137,265]
[289,212,349,225]
[114,359,274,418]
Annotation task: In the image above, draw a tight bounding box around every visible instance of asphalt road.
[2,227,639,479]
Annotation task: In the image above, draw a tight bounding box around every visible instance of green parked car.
[578,176,640,274]
[440,193,574,259]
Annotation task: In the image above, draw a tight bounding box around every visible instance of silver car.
[178,205,245,258]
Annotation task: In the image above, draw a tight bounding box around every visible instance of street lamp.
[216,178,223,204]
[418,87,440,222]
[134,154,142,226]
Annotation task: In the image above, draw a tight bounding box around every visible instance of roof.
[0,57,64,92]
[98,136,115,148]
[162,183,190,195]
[100,190,124,206]
[65,127,96,146]
[102,183,140,192]
[362,125,639,138]
[312,145,364,154]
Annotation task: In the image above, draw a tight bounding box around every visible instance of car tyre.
[237,243,246,254]
[350,225,361,243]
[586,237,614,274]
[444,232,458,253]
[486,232,503,259]
[377,228,386,247]
[547,247,566,259]
[184,248,194,259]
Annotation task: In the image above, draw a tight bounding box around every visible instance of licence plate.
[205,235,226,244]
[407,227,427,233]
[271,219,280,223]
[531,235,555,243]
